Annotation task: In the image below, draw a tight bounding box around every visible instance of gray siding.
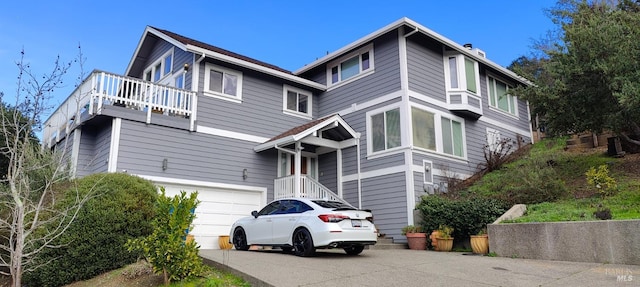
[360,172,408,243]
[116,119,277,197]
[407,36,447,103]
[307,30,401,116]
[318,152,337,193]
[196,61,317,138]
[76,123,112,177]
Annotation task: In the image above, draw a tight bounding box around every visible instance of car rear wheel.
[292,228,315,257]
[344,245,365,255]
[233,228,249,251]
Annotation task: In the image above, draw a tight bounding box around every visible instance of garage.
[159,182,266,249]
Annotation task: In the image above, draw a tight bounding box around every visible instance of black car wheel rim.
[294,230,310,253]
[233,229,246,247]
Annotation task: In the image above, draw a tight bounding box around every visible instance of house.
[43,17,533,249]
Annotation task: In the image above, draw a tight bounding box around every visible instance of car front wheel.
[344,245,365,255]
[233,228,249,251]
[292,228,315,257]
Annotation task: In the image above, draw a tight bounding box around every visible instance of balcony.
[43,70,197,146]
[446,90,482,120]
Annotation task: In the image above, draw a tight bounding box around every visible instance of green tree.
[127,188,204,286]
[515,0,640,146]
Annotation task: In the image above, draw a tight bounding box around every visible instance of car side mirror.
[251,210,259,218]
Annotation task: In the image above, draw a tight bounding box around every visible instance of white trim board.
[137,174,267,193]
[196,125,270,143]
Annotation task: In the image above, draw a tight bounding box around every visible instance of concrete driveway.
[200,249,639,287]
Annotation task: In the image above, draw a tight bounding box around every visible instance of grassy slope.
[468,138,640,223]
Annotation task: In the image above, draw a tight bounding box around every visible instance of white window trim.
[442,52,481,98]
[282,84,312,119]
[486,74,519,118]
[143,48,174,83]
[326,43,375,90]
[486,127,502,153]
[203,63,243,103]
[365,102,404,157]
[409,102,468,160]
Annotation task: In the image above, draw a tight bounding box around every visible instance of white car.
[230,198,377,256]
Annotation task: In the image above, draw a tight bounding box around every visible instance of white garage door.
[161,183,264,249]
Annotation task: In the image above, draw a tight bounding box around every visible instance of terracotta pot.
[435,237,453,252]
[470,234,489,254]
[405,232,427,250]
[430,231,440,250]
[218,235,233,250]
[186,234,195,244]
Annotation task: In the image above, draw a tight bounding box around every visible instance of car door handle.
[289,218,296,221]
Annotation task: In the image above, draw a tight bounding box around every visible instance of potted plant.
[402,225,427,250]
[429,229,440,250]
[470,228,489,254]
[435,225,454,252]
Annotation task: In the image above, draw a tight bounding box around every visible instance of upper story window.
[487,75,518,116]
[283,85,312,118]
[368,106,401,154]
[204,63,243,103]
[444,53,480,96]
[411,105,466,159]
[144,49,173,82]
[327,44,374,88]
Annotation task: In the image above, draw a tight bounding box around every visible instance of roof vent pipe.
[463,43,473,49]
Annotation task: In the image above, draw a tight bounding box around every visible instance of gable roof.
[254,114,359,152]
[295,17,531,86]
[125,26,326,90]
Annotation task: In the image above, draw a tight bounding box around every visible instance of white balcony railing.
[274,175,346,203]
[43,70,197,147]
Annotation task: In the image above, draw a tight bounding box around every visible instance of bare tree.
[0,48,93,287]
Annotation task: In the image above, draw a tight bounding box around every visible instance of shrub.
[417,195,508,240]
[585,165,617,197]
[127,188,204,285]
[401,225,423,235]
[468,147,568,205]
[23,173,158,287]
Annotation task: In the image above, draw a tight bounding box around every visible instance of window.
[283,85,312,117]
[412,107,436,151]
[143,49,173,82]
[411,105,466,158]
[441,117,464,157]
[327,44,374,86]
[370,108,401,153]
[488,76,517,116]
[204,63,243,102]
[444,54,480,95]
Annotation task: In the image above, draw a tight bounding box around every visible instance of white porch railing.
[274,175,346,203]
[43,70,197,147]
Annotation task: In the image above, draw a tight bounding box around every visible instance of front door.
[278,152,317,179]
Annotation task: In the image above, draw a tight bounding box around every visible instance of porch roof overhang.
[254,114,360,153]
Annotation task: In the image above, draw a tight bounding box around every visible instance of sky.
[0,0,558,120]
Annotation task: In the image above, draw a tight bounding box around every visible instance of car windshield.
[312,200,356,210]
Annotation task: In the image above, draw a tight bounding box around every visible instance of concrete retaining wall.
[488,220,640,265]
